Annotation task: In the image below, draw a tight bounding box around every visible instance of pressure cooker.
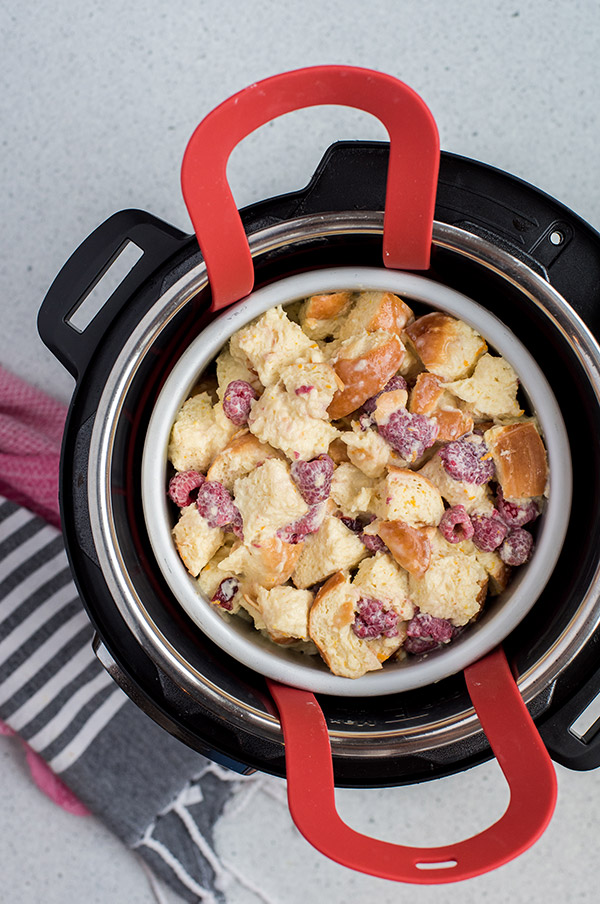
[37,67,600,883]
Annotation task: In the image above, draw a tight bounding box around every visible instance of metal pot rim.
[87,213,600,747]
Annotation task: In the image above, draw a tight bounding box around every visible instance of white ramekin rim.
[141,266,572,697]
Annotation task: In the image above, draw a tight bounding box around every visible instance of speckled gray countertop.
[2,1,600,901]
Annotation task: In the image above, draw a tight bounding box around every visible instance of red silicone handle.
[267,646,557,884]
[181,66,440,311]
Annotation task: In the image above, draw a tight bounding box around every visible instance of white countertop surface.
[2,1,600,901]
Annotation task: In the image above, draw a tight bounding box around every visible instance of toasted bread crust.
[365,292,414,334]
[304,291,353,322]
[408,372,473,441]
[405,313,487,381]
[433,408,474,442]
[338,291,414,340]
[409,372,445,414]
[485,422,548,498]
[376,520,432,578]
[328,333,405,419]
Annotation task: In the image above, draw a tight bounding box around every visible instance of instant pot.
[37,67,600,881]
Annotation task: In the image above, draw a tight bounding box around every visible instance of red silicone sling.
[267,647,556,884]
[181,65,440,310]
[180,66,557,881]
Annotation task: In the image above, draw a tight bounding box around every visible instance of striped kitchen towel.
[0,366,279,904]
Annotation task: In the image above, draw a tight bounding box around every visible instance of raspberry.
[168,470,205,507]
[496,487,540,528]
[471,511,507,551]
[229,508,245,540]
[362,375,408,415]
[211,577,239,611]
[404,636,440,654]
[352,597,399,639]
[196,480,244,539]
[340,515,364,533]
[404,611,455,654]
[438,436,495,484]
[339,513,376,534]
[276,503,325,544]
[294,385,313,396]
[222,380,258,426]
[499,528,534,565]
[438,505,474,543]
[360,532,388,553]
[290,455,334,504]
[337,514,385,550]
[406,610,455,643]
[377,408,439,462]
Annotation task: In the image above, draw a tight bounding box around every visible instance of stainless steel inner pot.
[87,213,600,756]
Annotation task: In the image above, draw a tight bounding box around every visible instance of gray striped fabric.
[0,496,266,903]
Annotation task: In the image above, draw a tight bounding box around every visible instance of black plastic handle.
[539,658,600,771]
[38,209,188,380]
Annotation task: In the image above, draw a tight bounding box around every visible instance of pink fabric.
[0,719,88,815]
[23,746,89,815]
[0,366,66,529]
[0,367,88,815]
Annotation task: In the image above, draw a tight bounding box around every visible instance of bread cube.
[229,305,323,386]
[408,532,488,626]
[292,514,367,589]
[197,542,244,613]
[215,347,262,400]
[459,541,512,595]
[253,585,315,642]
[299,291,354,340]
[248,382,339,461]
[339,423,392,478]
[330,462,378,515]
[338,291,414,340]
[396,342,424,380]
[476,551,511,595]
[432,408,475,443]
[372,388,410,422]
[308,572,403,678]
[352,551,413,619]
[405,313,487,381]
[218,536,303,589]
[168,393,238,473]
[484,421,548,499]
[409,372,473,441]
[372,520,433,579]
[172,504,224,577]
[327,329,406,419]
[445,354,523,420]
[409,372,448,415]
[233,459,308,544]
[372,467,445,526]
[207,432,284,490]
[279,360,342,419]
